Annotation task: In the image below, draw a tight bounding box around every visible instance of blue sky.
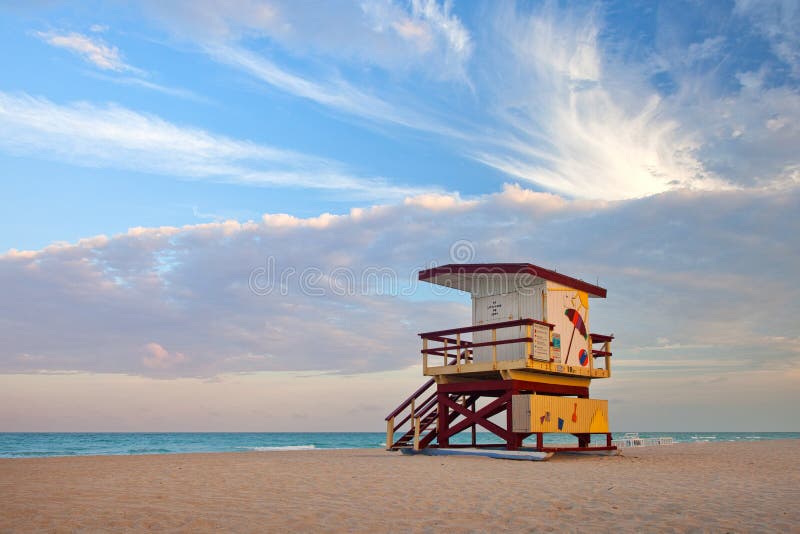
[1,1,798,431]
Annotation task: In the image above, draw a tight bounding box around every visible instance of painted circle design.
[578,349,588,366]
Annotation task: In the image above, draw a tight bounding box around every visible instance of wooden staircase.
[385,355,474,450]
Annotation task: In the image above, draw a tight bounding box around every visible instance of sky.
[0,0,798,432]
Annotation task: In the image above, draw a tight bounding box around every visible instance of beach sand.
[1,440,798,532]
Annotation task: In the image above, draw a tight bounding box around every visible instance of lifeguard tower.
[385,263,615,453]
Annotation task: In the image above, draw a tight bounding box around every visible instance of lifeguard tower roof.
[419,263,606,298]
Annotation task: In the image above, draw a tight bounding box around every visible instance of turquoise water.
[1,432,798,458]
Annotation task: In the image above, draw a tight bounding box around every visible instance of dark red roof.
[418,263,606,298]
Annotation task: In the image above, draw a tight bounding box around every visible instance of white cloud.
[0,91,432,200]
[36,30,137,72]
[142,342,188,369]
[2,184,798,429]
[1,184,798,380]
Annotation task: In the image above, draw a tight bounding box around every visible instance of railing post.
[492,328,497,369]
[456,333,462,368]
[604,340,611,374]
[422,338,428,374]
[410,398,415,422]
[525,323,532,359]
[386,417,395,450]
[443,338,448,366]
[413,416,421,450]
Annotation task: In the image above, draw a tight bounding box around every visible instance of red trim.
[418,263,607,298]
[590,333,614,343]
[438,379,588,398]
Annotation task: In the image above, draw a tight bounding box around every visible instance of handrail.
[385,377,435,421]
[422,337,532,354]
[393,390,437,429]
[419,318,554,339]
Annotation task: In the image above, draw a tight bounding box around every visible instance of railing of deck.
[419,318,555,371]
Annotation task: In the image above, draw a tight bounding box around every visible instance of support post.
[413,417,421,450]
[506,383,519,451]
[456,333,462,368]
[443,338,448,366]
[536,432,543,451]
[386,417,394,450]
[506,414,519,450]
[471,397,477,447]
[422,338,428,374]
[437,392,450,448]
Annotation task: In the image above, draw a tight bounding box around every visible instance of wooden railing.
[419,318,555,371]
[589,332,614,372]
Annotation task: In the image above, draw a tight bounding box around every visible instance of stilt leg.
[437,392,450,448]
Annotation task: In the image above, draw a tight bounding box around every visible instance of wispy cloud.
[144,0,473,80]
[0,91,432,200]
[206,45,466,139]
[464,3,734,199]
[35,30,138,73]
[35,28,204,102]
[86,72,211,104]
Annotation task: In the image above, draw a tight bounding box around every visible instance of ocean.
[1,432,797,458]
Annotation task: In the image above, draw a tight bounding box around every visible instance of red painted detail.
[565,309,588,337]
[418,263,607,298]
[589,333,614,343]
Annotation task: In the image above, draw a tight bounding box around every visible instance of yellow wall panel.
[512,395,609,433]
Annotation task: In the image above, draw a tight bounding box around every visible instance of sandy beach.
[1,440,798,532]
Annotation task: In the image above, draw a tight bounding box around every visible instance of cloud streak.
[35,30,137,72]
[0,91,432,200]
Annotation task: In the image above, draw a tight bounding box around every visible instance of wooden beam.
[386,418,394,450]
[441,392,512,440]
